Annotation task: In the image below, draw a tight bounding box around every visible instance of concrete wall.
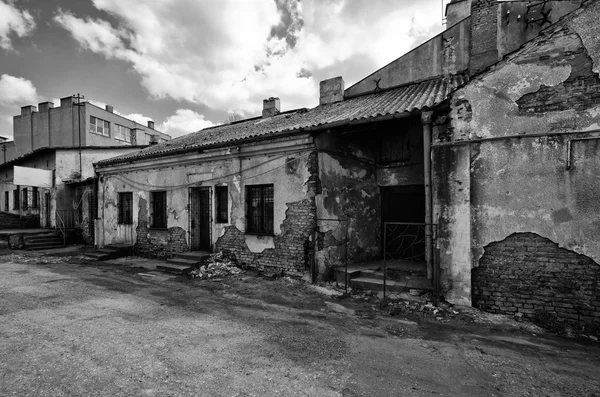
[435,1,600,305]
[97,135,316,270]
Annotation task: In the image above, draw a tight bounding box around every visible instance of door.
[44,192,51,227]
[190,187,212,251]
[381,185,425,261]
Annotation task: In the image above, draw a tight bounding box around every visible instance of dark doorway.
[190,187,212,251]
[44,192,51,227]
[381,185,425,261]
[88,192,96,243]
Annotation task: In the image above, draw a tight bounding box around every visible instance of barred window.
[90,116,110,137]
[215,186,228,223]
[150,191,167,228]
[32,187,39,209]
[22,187,28,210]
[246,184,274,234]
[118,192,133,224]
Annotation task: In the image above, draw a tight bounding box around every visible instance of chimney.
[60,96,74,108]
[105,105,114,113]
[262,97,280,118]
[38,102,54,113]
[147,120,155,129]
[319,76,344,105]
[21,105,37,116]
[446,0,472,27]
[469,0,499,74]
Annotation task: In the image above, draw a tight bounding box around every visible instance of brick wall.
[214,151,319,275]
[472,233,600,336]
[0,212,40,229]
[134,221,188,258]
[470,0,499,74]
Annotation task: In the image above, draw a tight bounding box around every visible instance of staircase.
[334,260,432,295]
[158,251,211,275]
[24,233,64,250]
[84,244,134,261]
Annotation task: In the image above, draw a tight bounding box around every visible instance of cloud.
[0,0,36,50]
[54,0,443,115]
[0,74,38,106]
[158,109,215,138]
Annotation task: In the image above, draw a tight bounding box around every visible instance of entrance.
[381,185,426,261]
[44,192,51,227]
[190,187,211,251]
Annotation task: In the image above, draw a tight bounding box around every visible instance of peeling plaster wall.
[437,2,600,305]
[98,136,315,263]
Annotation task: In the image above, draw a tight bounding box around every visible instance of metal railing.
[55,211,66,245]
[55,210,78,228]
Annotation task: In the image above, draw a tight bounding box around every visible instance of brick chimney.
[469,0,499,74]
[147,120,155,129]
[262,97,280,118]
[319,76,344,105]
[38,102,54,112]
[105,105,114,113]
[21,105,37,116]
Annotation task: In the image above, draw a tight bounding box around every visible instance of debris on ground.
[187,252,243,279]
[3,253,89,265]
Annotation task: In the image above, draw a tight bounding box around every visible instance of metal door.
[190,187,211,251]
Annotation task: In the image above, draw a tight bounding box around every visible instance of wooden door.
[190,187,211,251]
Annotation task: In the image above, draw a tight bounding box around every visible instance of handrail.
[55,211,66,246]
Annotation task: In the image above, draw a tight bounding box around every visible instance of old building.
[95,0,599,331]
[0,96,170,243]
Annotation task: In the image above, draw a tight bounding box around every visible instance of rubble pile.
[188,252,243,279]
[385,300,459,321]
[2,253,84,264]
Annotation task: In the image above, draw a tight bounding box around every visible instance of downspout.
[421,110,434,281]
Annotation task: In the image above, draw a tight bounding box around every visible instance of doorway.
[190,187,212,251]
[381,185,425,261]
[44,192,51,227]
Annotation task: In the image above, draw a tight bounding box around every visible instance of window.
[90,116,110,136]
[32,187,38,209]
[118,192,133,224]
[246,184,274,234]
[13,188,19,210]
[380,133,410,164]
[4,191,8,211]
[215,186,228,223]
[150,191,167,228]
[22,187,28,210]
[115,124,133,143]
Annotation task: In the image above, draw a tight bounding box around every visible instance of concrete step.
[350,276,432,293]
[28,244,65,251]
[174,251,211,262]
[23,234,62,242]
[385,260,427,273]
[167,257,200,267]
[26,239,63,247]
[84,252,113,260]
[156,263,192,275]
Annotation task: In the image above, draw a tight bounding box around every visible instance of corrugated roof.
[97,74,467,166]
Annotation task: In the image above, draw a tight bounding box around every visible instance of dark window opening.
[215,186,228,223]
[151,191,167,228]
[4,191,8,211]
[22,188,28,210]
[246,184,274,234]
[13,188,19,210]
[32,187,39,209]
[118,192,133,224]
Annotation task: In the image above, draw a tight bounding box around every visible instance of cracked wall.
[437,2,600,306]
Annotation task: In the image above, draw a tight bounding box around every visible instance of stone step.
[350,277,432,293]
[23,234,62,242]
[174,251,211,262]
[156,263,192,275]
[359,269,428,281]
[28,244,65,251]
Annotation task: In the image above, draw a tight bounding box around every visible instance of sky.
[0,0,446,139]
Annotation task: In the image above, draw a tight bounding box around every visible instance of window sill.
[245,232,274,237]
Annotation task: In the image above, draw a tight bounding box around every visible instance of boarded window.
[381,133,410,164]
[215,186,228,223]
[246,184,274,234]
[118,192,133,224]
[151,191,167,228]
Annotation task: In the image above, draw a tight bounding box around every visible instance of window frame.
[215,185,228,223]
[115,124,132,143]
[117,192,133,225]
[22,187,28,210]
[89,116,111,137]
[245,184,274,235]
[13,188,19,210]
[32,187,39,209]
[4,191,8,211]
[150,191,167,229]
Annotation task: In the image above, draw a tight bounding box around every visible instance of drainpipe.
[421,110,434,281]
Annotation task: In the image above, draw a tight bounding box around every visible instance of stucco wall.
[436,2,600,305]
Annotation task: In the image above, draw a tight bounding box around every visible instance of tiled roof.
[97,74,467,166]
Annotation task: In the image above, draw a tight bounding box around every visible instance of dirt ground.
[1,249,599,397]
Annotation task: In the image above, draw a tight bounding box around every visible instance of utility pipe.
[421,110,434,281]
